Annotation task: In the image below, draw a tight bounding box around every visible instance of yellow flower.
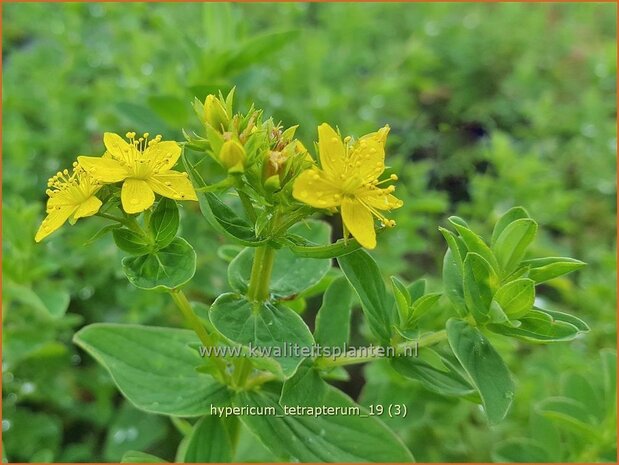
[78,132,197,214]
[35,164,102,242]
[292,123,403,249]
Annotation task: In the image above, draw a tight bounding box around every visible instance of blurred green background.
[2,2,616,462]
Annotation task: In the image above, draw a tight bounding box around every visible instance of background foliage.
[3,2,616,462]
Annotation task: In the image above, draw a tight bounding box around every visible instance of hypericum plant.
[35,90,589,462]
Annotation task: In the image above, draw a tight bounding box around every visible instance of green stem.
[233,358,253,389]
[170,416,193,436]
[246,246,276,302]
[168,289,228,380]
[316,330,448,368]
[96,212,145,236]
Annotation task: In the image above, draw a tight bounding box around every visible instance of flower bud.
[204,95,229,131]
[219,139,246,173]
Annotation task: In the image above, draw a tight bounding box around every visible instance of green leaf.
[491,206,530,246]
[391,351,476,397]
[488,310,582,342]
[447,318,514,424]
[337,250,395,343]
[463,253,496,323]
[280,361,328,407]
[408,293,442,326]
[448,217,500,272]
[182,416,234,462]
[442,249,467,316]
[209,293,314,377]
[121,451,168,463]
[203,192,263,244]
[236,387,414,462]
[74,323,230,416]
[536,397,601,439]
[408,278,426,302]
[113,228,154,256]
[391,276,411,326]
[227,31,297,74]
[149,198,179,249]
[439,227,466,268]
[535,307,590,332]
[228,220,331,298]
[183,153,265,246]
[122,237,196,290]
[493,278,535,319]
[314,277,353,349]
[522,257,586,283]
[492,218,537,275]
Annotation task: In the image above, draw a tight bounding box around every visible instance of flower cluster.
[35,132,197,241]
[37,91,403,249]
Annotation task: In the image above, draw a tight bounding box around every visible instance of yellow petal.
[292,168,342,208]
[73,195,103,219]
[317,123,346,177]
[47,190,75,208]
[35,205,76,242]
[360,125,390,146]
[78,156,129,183]
[350,136,385,181]
[104,132,132,161]
[359,188,403,211]
[340,198,376,249]
[144,141,182,172]
[121,178,155,214]
[148,171,198,201]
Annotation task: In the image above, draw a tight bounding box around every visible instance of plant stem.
[246,246,275,302]
[96,212,145,236]
[233,358,253,389]
[237,244,277,388]
[168,289,228,380]
[316,330,448,368]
